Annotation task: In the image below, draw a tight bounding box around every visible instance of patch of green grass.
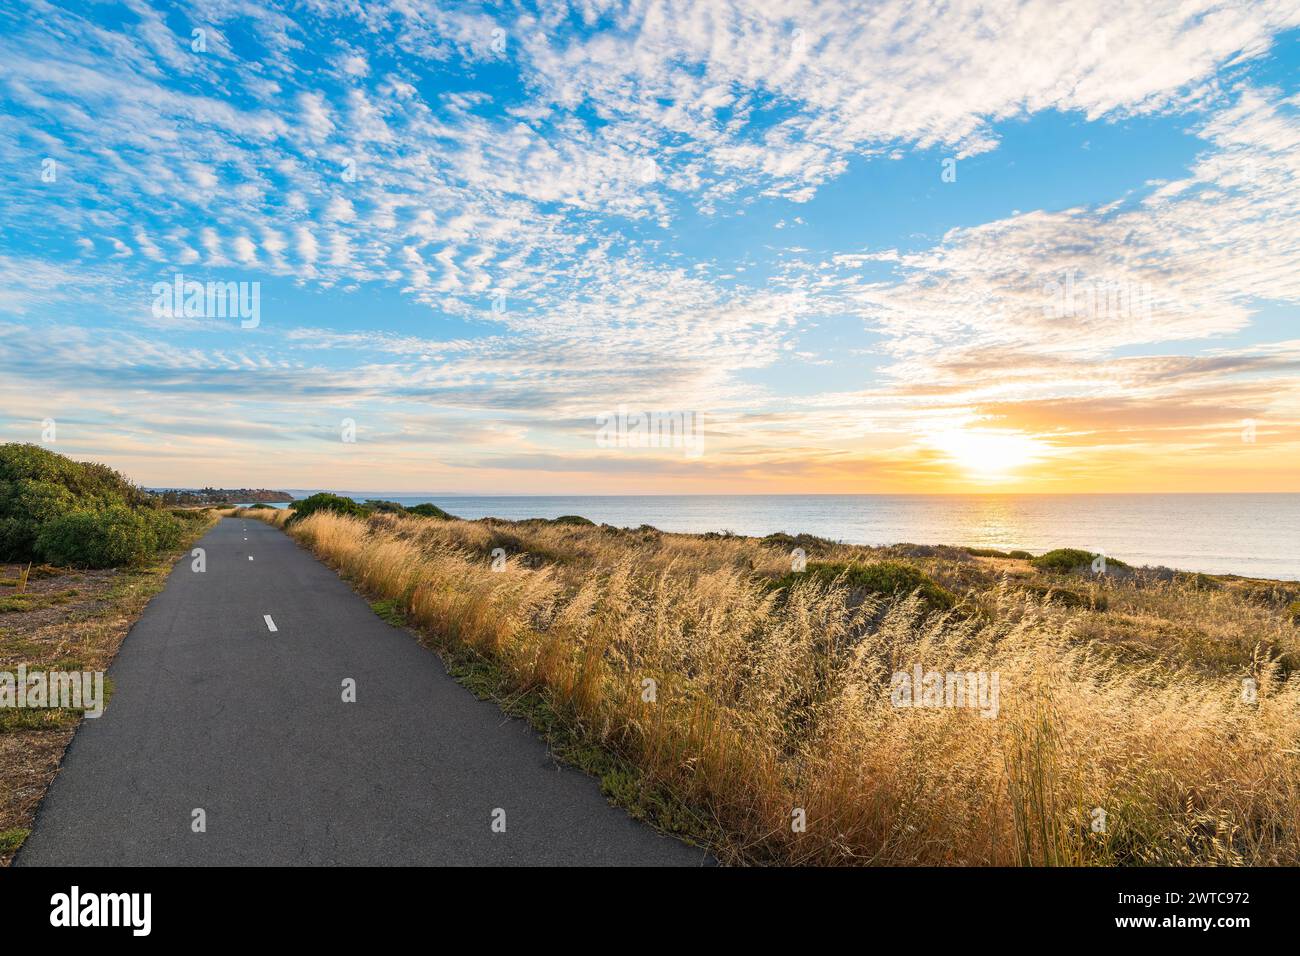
[369,598,407,627]
[0,589,79,613]
[0,828,30,855]
[0,708,84,731]
[0,674,112,731]
[772,560,956,611]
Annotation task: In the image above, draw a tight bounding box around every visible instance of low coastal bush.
[763,531,836,555]
[285,492,368,525]
[0,443,181,567]
[35,505,181,568]
[963,546,1034,560]
[407,502,453,519]
[1031,547,1130,574]
[169,507,212,521]
[287,493,456,525]
[964,546,1009,558]
[551,514,595,526]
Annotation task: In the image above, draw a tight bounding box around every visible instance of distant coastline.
[151,487,295,506]
[271,492,1300,581]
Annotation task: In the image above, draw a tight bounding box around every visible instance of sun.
[927,427,1048,481]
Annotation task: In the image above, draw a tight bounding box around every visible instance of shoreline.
[243,498,1300,583]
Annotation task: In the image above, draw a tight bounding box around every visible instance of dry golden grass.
[254,508,1300,866]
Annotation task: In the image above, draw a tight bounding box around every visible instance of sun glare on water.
[928,428,1048,481]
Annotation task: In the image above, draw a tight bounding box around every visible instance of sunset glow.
[926,429,1051,482]
[0,2,1297,495]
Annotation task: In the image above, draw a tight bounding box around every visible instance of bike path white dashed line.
[264,614,277,633]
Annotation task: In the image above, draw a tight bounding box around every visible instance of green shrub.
[1288,601,1300,626]
[285,492,367,525]
[551,515,595,526]
[34,505,181,568]
[145,508,183,551]
[763,531,835,554]
[774,560,956,610]
[407,502,454,520]
[170,508,212,522]
[0,443,169,565]
[971,547,1032,560]
[1030,548,1131,574]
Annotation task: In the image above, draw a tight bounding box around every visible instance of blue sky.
[1,1,1299,493]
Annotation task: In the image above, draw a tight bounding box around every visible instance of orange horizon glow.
[15,417,1298,497]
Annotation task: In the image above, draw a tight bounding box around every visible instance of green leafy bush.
[407,502,454,519]
[35,505,181,568]
[0,443,171,566]
[763,531,836,554]
[1030,548,1131,574]
[170,508,213,522]
[551,514,595,526]
[965,546,1033,560]
[286,492,368,525]
[286,495,457,524]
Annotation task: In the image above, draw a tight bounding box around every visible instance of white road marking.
[248,555,254,561]
[264,614,277,632]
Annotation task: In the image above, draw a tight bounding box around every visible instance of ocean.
[269,493,1300,581]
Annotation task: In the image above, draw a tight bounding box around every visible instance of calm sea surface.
[279,493,1300,581]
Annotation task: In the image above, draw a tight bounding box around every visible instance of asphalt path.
[17,517,707,866]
